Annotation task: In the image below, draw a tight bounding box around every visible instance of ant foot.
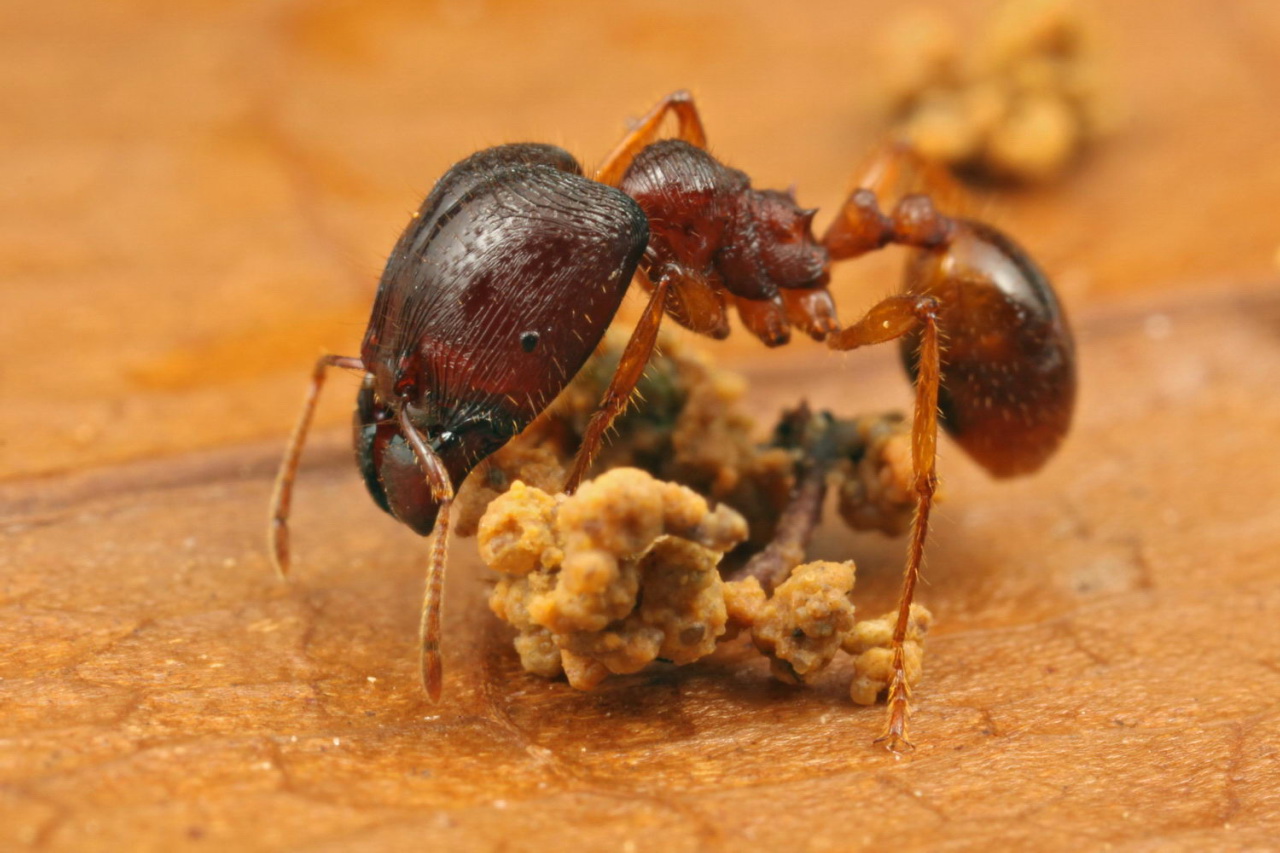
[873,673,916,754]
[874,718,916,755]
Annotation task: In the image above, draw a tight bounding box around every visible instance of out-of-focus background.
[4,0,1278,480]
[3,1,1279,850]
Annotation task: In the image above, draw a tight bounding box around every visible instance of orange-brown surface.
[2,1,1279,850]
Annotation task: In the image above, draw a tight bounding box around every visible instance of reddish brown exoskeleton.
[269,91,1075,751]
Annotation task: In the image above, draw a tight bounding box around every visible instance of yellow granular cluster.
[835,414,917,537]
[464,335,935,705]
[480,468,748,689]
[480,471,931,702]
[845,606,933,706]
[724,562,857,685]
[882,0,1110,182]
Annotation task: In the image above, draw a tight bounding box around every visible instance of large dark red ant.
[269,91,1076,751]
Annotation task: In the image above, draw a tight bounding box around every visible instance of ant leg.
[734,294,792,347]
[829,295,941,753]
[822,188,955,262]
[563,276,671,493]
[780,287,839,341]
[397,407,456,702]
[845,141,967,218]
[269,353,365,579]
[594,90,708,186]
[666,269,731,338]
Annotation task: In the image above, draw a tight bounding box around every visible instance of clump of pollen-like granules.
[724,562,858,685]
[453,330,799,544]
[462,333,931,705]
[881,0,1112,182]
[479,468,931,702]
[834,413,917,537]
[481,468,747,688]
[844,605,933,706]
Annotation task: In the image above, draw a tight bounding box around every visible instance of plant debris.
[464,335,931,702]
[482,469,745,688]
[480,469,930,699]
[881,0,1111,182]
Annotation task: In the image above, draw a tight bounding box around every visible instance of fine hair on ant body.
[269,91,1076,751]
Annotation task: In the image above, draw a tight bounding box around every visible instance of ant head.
[376,419,508,536]
[355,375,507,537]
[749,189,829,289]
[361,425,444,535]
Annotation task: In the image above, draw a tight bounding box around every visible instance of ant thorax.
[618,139,829,302]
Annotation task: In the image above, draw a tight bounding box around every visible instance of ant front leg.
[396,407,456,701]
[594,90,709,186]
[563,276,672,493]
[269,353,366,579]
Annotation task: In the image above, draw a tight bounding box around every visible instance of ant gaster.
[269,91,1076,751]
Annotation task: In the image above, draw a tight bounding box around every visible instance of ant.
[268,91,1076,751]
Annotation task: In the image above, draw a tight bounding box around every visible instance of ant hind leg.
[829,295,942,753]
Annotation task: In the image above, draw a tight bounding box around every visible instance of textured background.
[2,1,1279,850]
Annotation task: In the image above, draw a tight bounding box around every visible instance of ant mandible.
[268,91,1076,751]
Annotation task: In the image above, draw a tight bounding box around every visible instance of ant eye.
[520,331,540,353]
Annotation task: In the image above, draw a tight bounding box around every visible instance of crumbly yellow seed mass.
[746,561,858,684]
[468,336,934,707]
[882,0,1110,182]
[845,605,933,705]
[481,470,932,703]
[480,468,747,683]
[836,414,916,537]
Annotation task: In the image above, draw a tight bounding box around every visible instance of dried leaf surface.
[4,0,1280,849]
[4,292,1280,850]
